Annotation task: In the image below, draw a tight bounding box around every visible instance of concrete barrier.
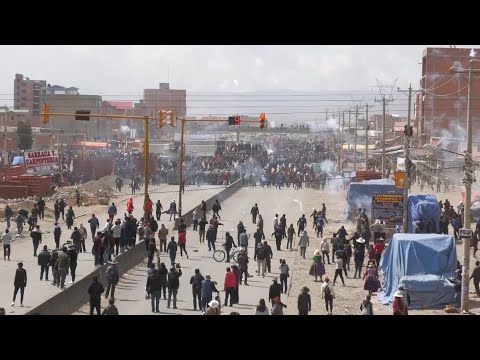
[25,179,244,315]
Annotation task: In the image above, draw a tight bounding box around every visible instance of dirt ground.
[285,181,478,315]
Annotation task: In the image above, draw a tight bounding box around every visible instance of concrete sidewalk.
[0,184,222,315]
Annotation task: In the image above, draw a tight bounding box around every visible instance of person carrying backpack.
[321,277,335,315]
[190,269,204,311]
[256,243,267,277]
[360,294,374,315]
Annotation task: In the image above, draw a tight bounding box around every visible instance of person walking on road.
[169,200,177,221]
[56,246,70,289]
[105,257,120,299]
[158,224,168,252]
[238,249,249,286]
[286,224,296,250]
[269,277,282,306]
[112,220,121,256]
[147,238,157,269]
[297,214,307,236]
[167,265,182,309]
[206,225,217,252]
[102,298,119,315]
[224,232,237,263]
[321,277,335,315]
[88,214,99,241]
[212,199,222,219]
[251,203,259,224]
[298,286,311,315]
[1,229,12,261]
[70,227,82,253]
[88,275,104,315]
[192,208,199,231]
[79,224,87,253]
[333,254,345,286]
[178,231,189,259]
[167,236,178,267]
[16,212,25,237]
[158,262,168,300]
[320,237,330,264]
[52,222,62,250]
[67,244,78,283]
[107,203,117,222]
[190,269,204,311]
[311,249,325,282]
[271,297,287,315]
[59,198,66,220]
[11,262,27,307]
[272,225,283,251]
[263,240,273,273]
[156,200,163,221]
[30,225,42,257]
[198,217,208,243]
[257,215,265,240]
[50,249,59,286]
[146,268,162,313]
[37,197,46,220]
[38,245,51,281]
[201,274,219,312]
[223,267,237,307]
[255,298,269,315]
[298,231,309,259]
[470,260,480,296]
[279,259,289,293]
[66,206,75,230]
[5,205,13,230]
[256,242,267,277]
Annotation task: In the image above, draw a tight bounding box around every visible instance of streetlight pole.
[3,106,7,166]
[178,118,185,218]
[365,104,369,170]
[354,106,358,171]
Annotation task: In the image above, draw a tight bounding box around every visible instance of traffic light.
[158,110,166,128]
[142,143,147,159]
[42,103,49,125]
[168,111,174,127]
[235,116,241,125]
[228,116,235,125]
[259,112,266,129]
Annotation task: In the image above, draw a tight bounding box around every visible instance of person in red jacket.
[126,198,134,215]
[144,196,154,220]
[223,267,237,307]
[374,238,385,267]
[178,231,189,259]
[231,264,241,304]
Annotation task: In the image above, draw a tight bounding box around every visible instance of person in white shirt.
[273,214,279,232]
[320,237,330,264]
[1,229,12,260]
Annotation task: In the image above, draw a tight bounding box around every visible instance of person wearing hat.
[105,257,119,299]
[205,299,220,315]
[38,245,51,281]
[56,246,70,289]
[298,286,311,315]
[271,297,287,315]
[102,298,119,315]
[269,277,282,305]
[397,284,411,310]
[201,274,219,312]
[311,249,325,282]
[298,231,309,259]
[374,237,385,267]
[363,262,380,294]
[392,291,407,315]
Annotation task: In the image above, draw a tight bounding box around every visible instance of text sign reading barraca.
[371,193,404,227]
[24,150,60,174]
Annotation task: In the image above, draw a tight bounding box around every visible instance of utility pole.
[340,111,345,172]
[348,110,351,150]
[398,84,420,233]
[375,78,397,178]
[451,63,480,313]
[354,106,359,171]
[365,104,369,170]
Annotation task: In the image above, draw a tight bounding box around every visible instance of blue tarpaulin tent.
[12,156,24,165]
[407,194,440,233]
[377,233,456,309]
[345,179,402,220]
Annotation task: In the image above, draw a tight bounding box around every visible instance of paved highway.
[74,186,321,315]
[0,184,222,315]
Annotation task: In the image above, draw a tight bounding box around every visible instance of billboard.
[24,149,60,174]
[371,193,404,228]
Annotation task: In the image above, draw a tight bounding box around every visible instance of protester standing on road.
[66,206,75,230]
[271,297,287,315]
[53,201,60,222]
[298,231,309,259]
[190,269,204,311]
[30,225,42,257]
[251,203,259,224]
[287,224,296,250]
[353,240,366,278]
[167,236,178,267]
[88,214,99,241]
[37,197,46,220]
[279,259,289,293]
[263,240,273,273]
[256,242,267,277]
[297,214,307,236]
[5,205,13,229]
[88,275,104,315]
[258,215,265,240]
[470,260,480,296]
[298,286,311,315]
[272,225,283,251]
[146,268,162,313]
[56,246,70,289]
[255,298,269,315]
[169,200,177,221]
[38,245,51,281]
[269,277,282,305]
[1,229,12,261]
[156,200,163,221]
[320,237,330,264]
[321,277,335,315]
[167,265,182,309]
[102,298,119,315]
[126,198,134,215]
[70,227,82,253]
[212,199,222,219]
[107,203,117,222]
[158,224,168,252]
[16,212,24,236]
[11,262,27,307]
[201,274,219,312]
[206,225,217,251]
[192,208,199,231]
[312,249,325,282]
[224,267,237,307]
[333,254,345,286]
[67,244,78,283]
[79,224,87,253]
[147,237,157,269]
[112,220,121,256]
[198,217,208,244]
[50,249,59,286]
[158,262,168,300]
[105,257,119,299]
[238,249,249,286]
[224,231,236,263]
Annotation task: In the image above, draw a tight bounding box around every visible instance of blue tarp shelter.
[377,233,456,309]
[407,194,440,233]
[12,156,24,165]
[345,179,402,219]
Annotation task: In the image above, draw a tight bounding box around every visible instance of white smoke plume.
[120,125,130,133]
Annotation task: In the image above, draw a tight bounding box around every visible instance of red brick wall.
[0,186,28,199]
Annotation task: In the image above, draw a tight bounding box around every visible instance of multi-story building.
[13,73,47,127]
[135,82,186,121]
[417,47,480,143]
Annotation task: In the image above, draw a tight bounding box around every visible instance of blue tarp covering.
[407,194,440,233]
[12,156,24,165]
[377,233,457,309]
[345,179,402,217]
